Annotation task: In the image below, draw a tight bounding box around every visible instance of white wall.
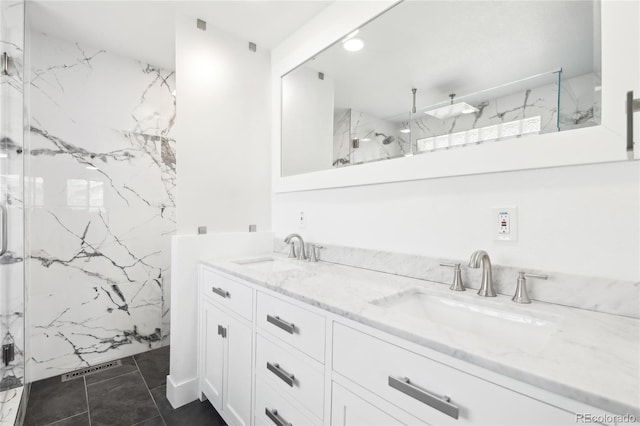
[273,161,639,282]
[167,232,273,408]
[176,15,271,235]
[271,1,640,283]
[282,66,334,176]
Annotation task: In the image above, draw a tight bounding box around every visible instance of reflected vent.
[61,359,122,382]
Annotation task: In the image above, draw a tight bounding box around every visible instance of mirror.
[281,0,601,177]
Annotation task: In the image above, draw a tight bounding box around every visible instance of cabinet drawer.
[255,378,321,426]
[331,382,405,426]
[257,292,325,362]
[333,323,576,425]
[201,266,253,321]
[256,333,325,420]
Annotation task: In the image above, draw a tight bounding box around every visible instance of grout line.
[83,376,92,426]
[83,359,137,387]
[42,411,89,426]
[84,369,136,387]
[148,383,168,392]
[132,416,164,426]
[132,355,167,426]
[84,370,139,389]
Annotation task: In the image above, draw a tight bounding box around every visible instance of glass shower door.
[0,1,25,424]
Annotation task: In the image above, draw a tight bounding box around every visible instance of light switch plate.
[493,206,518,241]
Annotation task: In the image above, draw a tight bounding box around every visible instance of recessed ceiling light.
[400,129,411,134]
[343,38,364,52]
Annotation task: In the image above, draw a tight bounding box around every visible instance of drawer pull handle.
[211,286,229,298]
[267,362,295,387]
[265,408,292,426]
[267,315,295,334]
[388,376,459,419]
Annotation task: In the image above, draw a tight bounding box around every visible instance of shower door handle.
[0,204,7,256]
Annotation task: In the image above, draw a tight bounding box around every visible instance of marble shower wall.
[26,31,176,381]
[0,0,25,402]
[350,110,409,165]
[332,109,410,167]
[332,109,350,167]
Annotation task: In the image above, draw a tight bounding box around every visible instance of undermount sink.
[233,257,303,273]
[370,289,559,348]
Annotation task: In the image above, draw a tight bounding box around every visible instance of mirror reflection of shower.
[375,132,395,145]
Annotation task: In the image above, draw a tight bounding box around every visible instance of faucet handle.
[440,263,465,292]
[287,242,297,258]
[307,244,316,262]
[308,244,323,262]
[512,271,548,304]
[523,273,548,280]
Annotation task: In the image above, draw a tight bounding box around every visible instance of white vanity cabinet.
[254,291,326,425]
[331,382,406,426]
[198,263,618,426]
[198,267,254,426]
[332,323,578,426]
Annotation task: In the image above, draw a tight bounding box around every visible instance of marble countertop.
[201,254,640,417]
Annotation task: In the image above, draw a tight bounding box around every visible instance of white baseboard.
[165,375,198,409]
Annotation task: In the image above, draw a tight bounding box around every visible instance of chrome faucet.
[284,233,307,260]
[468,250,496,297]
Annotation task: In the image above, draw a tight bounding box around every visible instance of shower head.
[375,132,395,145]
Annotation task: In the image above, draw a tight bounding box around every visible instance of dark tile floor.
[24,346,226,426]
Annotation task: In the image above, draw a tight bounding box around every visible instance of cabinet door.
[331,382,406,426]
[223,313,253,426]
[201,301,225,411]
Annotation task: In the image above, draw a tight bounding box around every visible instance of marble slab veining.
[274,240,640,319]
[0,386,23,426]
[202,254,640,418]
[26,31,175,381]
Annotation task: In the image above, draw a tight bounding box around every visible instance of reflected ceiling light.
[424,93,478,120]
[0,153,7,158]
[360,138,371,142]
[86,166,98,170]
[400,129,411,134]
[342,30,359,42]
[343,38,364,52]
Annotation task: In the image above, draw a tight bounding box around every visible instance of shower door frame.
[0,0,26,424]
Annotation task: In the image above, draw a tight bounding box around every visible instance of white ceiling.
[302,0,599,120]
[27,0,333,70]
